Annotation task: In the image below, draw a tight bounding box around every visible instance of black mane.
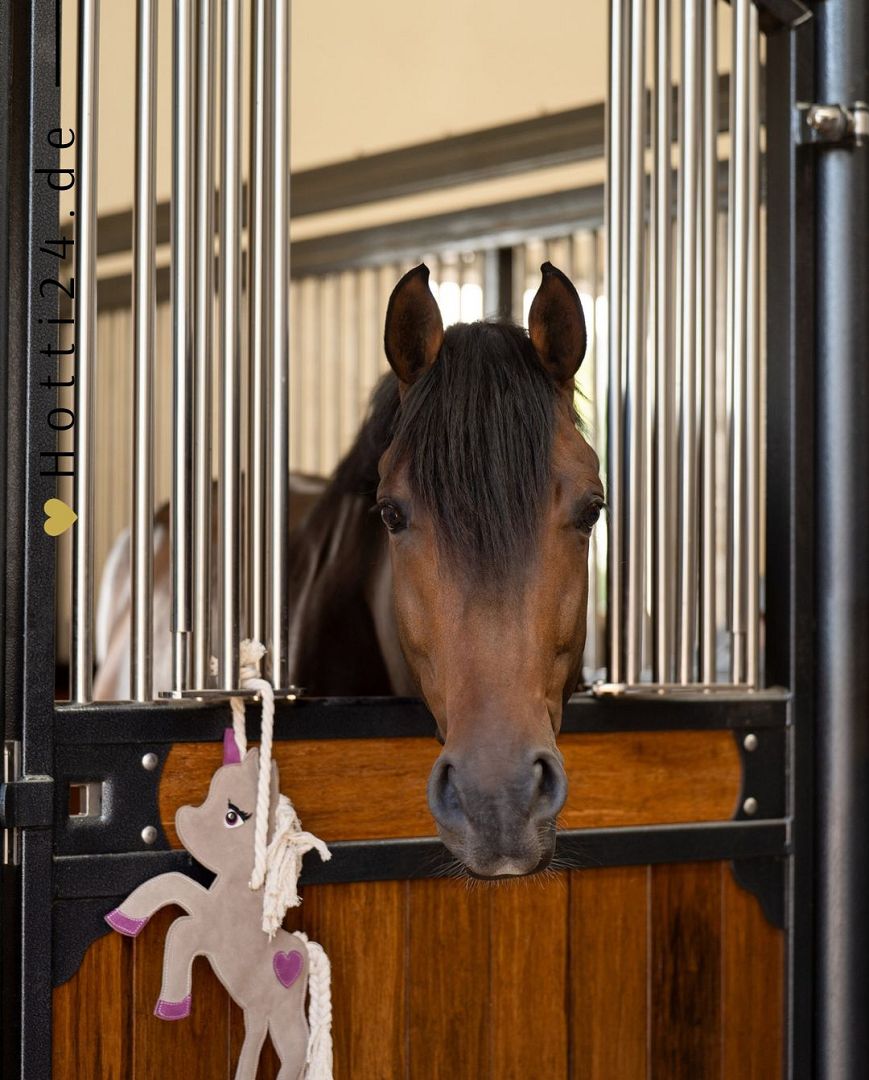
[293,319,561,589]
[392,320,558,584]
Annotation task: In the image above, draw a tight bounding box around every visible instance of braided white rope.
[296,932,333,1080]
[230,640,331,936]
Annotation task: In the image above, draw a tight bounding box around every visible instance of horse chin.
[440,822,558,881]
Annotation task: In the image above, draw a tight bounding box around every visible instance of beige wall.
[291,0,607,168]
[62,0,612,219]
[60,2,734,241]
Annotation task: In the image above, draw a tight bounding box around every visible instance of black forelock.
[389,320,560,584]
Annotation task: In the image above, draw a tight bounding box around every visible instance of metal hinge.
[1,741,54,866]
[798,101,869,147]
[2,740,21,865]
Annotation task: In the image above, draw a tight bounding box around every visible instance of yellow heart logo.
[43,498,78,537]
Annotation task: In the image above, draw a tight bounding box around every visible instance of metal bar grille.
[605,0,765,689]
[63,0,767,699]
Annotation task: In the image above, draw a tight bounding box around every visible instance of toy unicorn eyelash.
[105,729,332,1080]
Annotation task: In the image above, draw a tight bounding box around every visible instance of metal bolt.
[808,104,850,140]
[141,825,158,845]
[743,733,758,752]
[141,752,159,771]
[743,797,758,816]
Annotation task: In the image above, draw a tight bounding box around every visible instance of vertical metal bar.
[171,0,195,692]
[218,0,242,688]
[624,0,646,684]
[290,278,302,471]
[70,0,100,702]
[191,0,215,689]
[131,0,158,701]
[764,18,815,1078]
[699,0,718,683]
[247,0,270,650]
[652,0,671,683]
[585,229,605,675]
[267,0,290,686]
[816,0,869,1070]
[728,0,750,683]
[605,0,626,684]
[319,277,335,471]
[744,5,760,687]
[675,0,701,683]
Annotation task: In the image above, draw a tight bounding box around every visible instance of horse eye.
[577,501,604,535]
[380,502,406,533]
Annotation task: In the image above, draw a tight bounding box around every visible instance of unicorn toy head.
[175,729,279,882]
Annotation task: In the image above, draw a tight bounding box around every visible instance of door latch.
[1,741,54,865]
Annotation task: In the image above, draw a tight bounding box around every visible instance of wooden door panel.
[570,865,649,1079]
[53,862,784,1078]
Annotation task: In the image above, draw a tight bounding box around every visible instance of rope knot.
[238,638,267,684]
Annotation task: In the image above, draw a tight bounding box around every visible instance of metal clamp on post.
[798,101,869,147]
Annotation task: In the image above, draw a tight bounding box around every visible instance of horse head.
[176,730,277,881]
[379,263,603,878]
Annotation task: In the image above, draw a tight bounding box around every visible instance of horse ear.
[384,264,444,388]
[528,262,587,386]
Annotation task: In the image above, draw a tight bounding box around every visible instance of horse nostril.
[428,756,465,829]
[532,751,568,820]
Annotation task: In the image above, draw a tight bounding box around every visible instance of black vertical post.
[0,1,14,1074]
[764,12,815,1079]
[495,246,514,320]
[815,1,869,1077]
[2,1,61,1076]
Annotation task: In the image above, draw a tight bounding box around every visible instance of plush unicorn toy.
[105,729,331,1080]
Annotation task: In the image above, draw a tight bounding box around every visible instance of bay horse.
[95,262,604,879]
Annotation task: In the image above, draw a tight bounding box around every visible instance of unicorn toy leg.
[105,872,208,937]
[268,1015,308,1080]
[153,915,201,1020]
[233,1011,269,1080]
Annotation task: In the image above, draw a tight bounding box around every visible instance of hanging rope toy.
[104,640,333,1080]
[231,640,332,933]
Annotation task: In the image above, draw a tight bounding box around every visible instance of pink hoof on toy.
[105,908,149,937]
[154,995,192,1021]
[273,949,304,988]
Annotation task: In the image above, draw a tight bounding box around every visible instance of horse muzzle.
[427,747,568,878]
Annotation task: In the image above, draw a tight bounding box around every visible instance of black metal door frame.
[2,1,62,1077]
[764,11,816,1078]
[4,2,868,1078]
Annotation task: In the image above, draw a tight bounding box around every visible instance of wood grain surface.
[650,862,723,1079]
[721,862,785,1080]
[158,730,741,846]
[570,865,649,1078]
[55,861,785,1078]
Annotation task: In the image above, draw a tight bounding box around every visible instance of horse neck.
[287,380,404,694]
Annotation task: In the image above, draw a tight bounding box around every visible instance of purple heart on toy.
[273,949,303,988]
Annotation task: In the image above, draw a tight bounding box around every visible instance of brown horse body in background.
[96,263,603,879]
